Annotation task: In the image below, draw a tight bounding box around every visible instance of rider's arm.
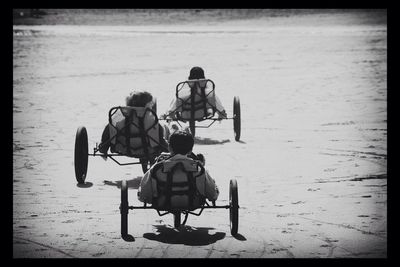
[166,98,178,119]
[137,170,153,204]
[214,95,226,116]
[203,170,219,201]
[158,125,169,153]
[99,124,110,153]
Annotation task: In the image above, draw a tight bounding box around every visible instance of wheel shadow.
[76,182,93,188]
[103,176,142,189]
[232,233,246,241]
[122,234,135,242]
[194,137,230,145]
[143,224,226,246]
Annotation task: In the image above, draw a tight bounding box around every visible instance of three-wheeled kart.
[162,79,241,141]
[120,178,239,237]
[74,105,167,184]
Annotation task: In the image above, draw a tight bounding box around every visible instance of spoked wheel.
[120,180,129,237]
[189,120,196,138]
[74,126,88,184]
[233,96,241,141]
[229,179,239,235]
[173,212,181,228]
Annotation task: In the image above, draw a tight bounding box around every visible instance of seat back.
[108,106,161,158]
[150,160,206,211]
[175,79,216,120]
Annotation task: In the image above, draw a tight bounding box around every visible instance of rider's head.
[126,90,153,107]
[168,130,194,155]
[188,66,205,80]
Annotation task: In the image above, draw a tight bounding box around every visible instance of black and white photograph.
[13,9,387,258]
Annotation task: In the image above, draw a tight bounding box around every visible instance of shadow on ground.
[232,233,247,241]
[76,182,93,188]
[103,176,142,189]
[143,225,226,245]
[194,137,230,145]
[122,234,135,242]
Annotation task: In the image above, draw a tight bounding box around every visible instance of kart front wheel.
[229,179,239,235]
[233,96,241,141]
[74,126,88,184]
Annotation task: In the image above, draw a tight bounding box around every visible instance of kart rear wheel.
[74,126,88,184]
[120,180,129,237]
[233,96,241,141]
[174,212,181,228]
[189,120,196,137]
[229,179,239,235]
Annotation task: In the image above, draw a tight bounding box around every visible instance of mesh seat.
[108,106,162,158]
[175,79,216,121]
[150,160,206,211]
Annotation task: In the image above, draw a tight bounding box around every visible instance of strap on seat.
[151,161,205,210]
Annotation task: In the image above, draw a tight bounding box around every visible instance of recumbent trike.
[162,78,241,141]
[120,162,239,237]
[74,104,167,184]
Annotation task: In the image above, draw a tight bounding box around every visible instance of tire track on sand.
[205,243,215,258]
[298,216,386,239]
[134,237,148,258]
[14,236,76,258]
[272,238,295,258]
[258,237,268,258]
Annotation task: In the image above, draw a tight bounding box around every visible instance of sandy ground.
[13,10,387,258]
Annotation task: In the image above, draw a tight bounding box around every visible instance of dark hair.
[169,130,194,155]
[188,66,205,80]
[126,90,153,107]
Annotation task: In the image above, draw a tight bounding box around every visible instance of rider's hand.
[196,153,205,166]
[217,110,227,120]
